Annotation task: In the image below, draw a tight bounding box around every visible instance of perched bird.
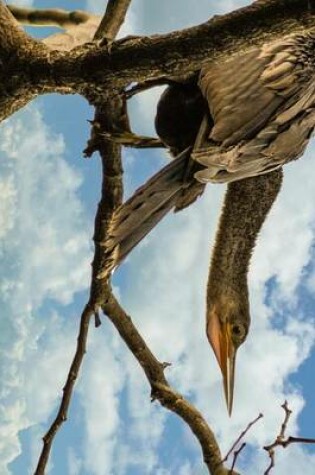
[100,30,315,412]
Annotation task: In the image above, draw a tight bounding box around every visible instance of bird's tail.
[97,148,204,278]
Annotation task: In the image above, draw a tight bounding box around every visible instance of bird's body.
[100,30,315,412]
[102,30,315,275]
[194,33,315,182]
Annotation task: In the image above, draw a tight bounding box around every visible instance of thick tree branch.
[0,1,36,56]
[1,0,315,123]
[8,5,91,27]
[71,0,315,89]
[102,289,240,475]
[94,0,133,40]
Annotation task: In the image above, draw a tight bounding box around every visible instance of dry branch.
[94,0,133,40]
[8,5,91,27]
[34,305,94,475]
[74,0,315,88]
[229,442,246,474]
[1,1,315,123]
[264,401,315,474]
[102,289,239,475]
[0,0,36,56]
[222,413,263,466]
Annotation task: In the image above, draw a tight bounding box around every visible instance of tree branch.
[222,413,263,466]
[94,0,133,40]
[2,0,315,122]
[34,305,94,475]
[7,5,91,27]
[72,0,315,88]
[229,443,246,475]
[0,1,36,56]
[263,401,315,474]
[102,289,240,475]
[34,2,132,473]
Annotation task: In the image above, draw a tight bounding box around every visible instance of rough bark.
[1,0,314,123]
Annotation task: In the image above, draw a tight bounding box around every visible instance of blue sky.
[1,1,315,474]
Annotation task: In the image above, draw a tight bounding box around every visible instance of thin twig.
[263,401,292,474]
[222,413,263,465]
[34,304,94,475]
[263,401,315,474]
[8,5,91,27]
[229,442,246,474]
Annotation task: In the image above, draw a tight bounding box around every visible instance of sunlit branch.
[94,0,133,40]
[102,289,240,475]
[0,1,36,56]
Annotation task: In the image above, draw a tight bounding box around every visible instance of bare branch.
[94,0,133,40]
[34,3,131,472]
[263,401,315,474]
[73,0,315,89]
[8,5,91,27]
[102,290,240,475]
[222,413,263,465]
[229,442,246,475]
[34,304,94,475]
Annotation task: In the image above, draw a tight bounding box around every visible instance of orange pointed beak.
[207,310,236,416]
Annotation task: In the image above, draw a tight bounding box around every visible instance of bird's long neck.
[207,170,283,304]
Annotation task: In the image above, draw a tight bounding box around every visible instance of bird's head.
[206,292,250,416]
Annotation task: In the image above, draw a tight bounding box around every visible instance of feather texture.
[98,30,315,276]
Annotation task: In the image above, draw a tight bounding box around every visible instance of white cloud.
[0,105,91,472]
[77,327,126,475]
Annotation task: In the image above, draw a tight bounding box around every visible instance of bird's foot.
[102,131,165,148]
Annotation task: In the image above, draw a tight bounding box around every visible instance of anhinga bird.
[101,30,315,413]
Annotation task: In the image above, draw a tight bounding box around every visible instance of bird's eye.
[231,323,245,341]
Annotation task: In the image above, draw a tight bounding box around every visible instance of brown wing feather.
[198,35,312,148]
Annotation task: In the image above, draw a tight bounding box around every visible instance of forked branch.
[264,401,315,474]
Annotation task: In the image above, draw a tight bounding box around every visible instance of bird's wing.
[198,34,313,147]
